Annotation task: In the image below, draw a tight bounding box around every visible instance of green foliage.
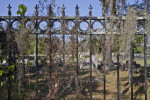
[10,75,15,81]
[18,25,22,28]
[27,35,48,55]
[2,58,7,61]
[0,70,3,76]
[1,81,5,86]
[17,4,27,16]
[9,65,15,73]
[133,35,144,53]
[0,58,16,87]
[26,30,29,34]
[27,62,32,67]
[24,18,27,22]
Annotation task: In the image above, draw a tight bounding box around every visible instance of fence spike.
[75,5,79,16]
[89,5,92,16]
[49,5,53,17]
[7,4,12,16]
[35,4,39,16]
[62,4,65,17]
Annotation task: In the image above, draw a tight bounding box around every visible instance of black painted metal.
[102,6,106,100]
[49,29,52,99]
[75,5,79,100]
[89,5,93,100]
[89,32,92,100]
[7,4,11,100]
[144,34,147,100]
[117,54,120,100]
[103,37,106,100]
[35,4,39,100]
[76,32,79,99]
[48,5,53,99]
[0,4,149,100]
[35,33,39,99]
[62,5,66,65]
[22,53,25,100]
[130,41,133,100]
[62,34,65,64]
[8,78,11,100]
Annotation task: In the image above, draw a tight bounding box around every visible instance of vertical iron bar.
[89,5,92,100]
[62,5,65,65]
[90,33,92,100]
[48,5,53,99]
[103,35,106,100]
[116,2,120,99]
[35,4,39,100]
[75,5,79,99]
[8,78,11,100]
[35,33,38,99]
[49,29,52,99]
[76,33,79,99]
[144,34,147,100]
[63,34,65,64]
[102,4,106,100]
[7,4,11,100]
[22,10,26,100]
[130,41,133,100]
[117,54,120,100]
[62,5,66,99]
[22,54,25,100]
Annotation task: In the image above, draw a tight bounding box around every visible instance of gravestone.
[25,59,28,64]
[81,54,98,70]
[79,60,83,69]
[92,54,98,69]
[84,58,90,63]
[2,60,8,65]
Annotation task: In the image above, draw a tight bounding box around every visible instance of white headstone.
[92,54,98,69]
[25,59,28,64]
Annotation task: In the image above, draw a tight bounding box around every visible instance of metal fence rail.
[0,4,148,100]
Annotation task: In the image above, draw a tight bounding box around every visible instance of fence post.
[75,5,79,100]
[7,4,12,100]
[62,5,66,65]
[89,5,93,100]
[48,5,53,99]
[117,53,120,100]
[116,9,120,100]
[61,5,66,99]
[102,5,106,100]
[144,33,147,100]
[35,4,39,100]
[130,41,133,100]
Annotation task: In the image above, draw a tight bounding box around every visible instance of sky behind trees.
[0,0,142,16]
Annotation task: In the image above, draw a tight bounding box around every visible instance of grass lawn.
[0,59,150,100]
[64,59,150,100]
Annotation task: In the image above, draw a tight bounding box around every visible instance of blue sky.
[0,0,141,16]
[1,0,149,44]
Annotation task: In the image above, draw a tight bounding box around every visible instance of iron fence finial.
[62,4,65,17]
[75,5,79,17]
[89,5,92,16]
[49,5,53,17]
[7,4,12,16]
[35,4,39,16]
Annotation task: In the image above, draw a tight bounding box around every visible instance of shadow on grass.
[120,66,150,99]
[133,66,150,99]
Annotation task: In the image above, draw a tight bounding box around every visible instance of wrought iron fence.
[0,4,149,100]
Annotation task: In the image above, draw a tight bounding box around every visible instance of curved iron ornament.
[0,4,148,100]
